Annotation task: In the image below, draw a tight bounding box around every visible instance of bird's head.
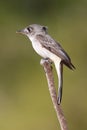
[16,24,48,40]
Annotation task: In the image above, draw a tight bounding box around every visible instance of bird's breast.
[31,40,47,58]
[31,39,61,63]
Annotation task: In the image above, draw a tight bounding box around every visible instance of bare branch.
[40,59,68,130]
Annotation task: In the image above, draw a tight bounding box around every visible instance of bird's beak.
[16,28,28,35]
[16,29,25,34]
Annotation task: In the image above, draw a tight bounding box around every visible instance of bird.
[17,24,75,104]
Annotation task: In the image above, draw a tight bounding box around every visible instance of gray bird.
[17,24,75,104]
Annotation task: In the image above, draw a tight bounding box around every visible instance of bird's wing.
[36,34,75,69]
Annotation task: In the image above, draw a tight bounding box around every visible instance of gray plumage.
[17,24,75,104]
[36,34,75,70]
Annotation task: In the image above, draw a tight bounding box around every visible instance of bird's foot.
[40,58,53,70]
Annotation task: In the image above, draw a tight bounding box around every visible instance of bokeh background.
[0,0,87,130]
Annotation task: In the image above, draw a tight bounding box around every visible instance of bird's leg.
[41,58,53,70]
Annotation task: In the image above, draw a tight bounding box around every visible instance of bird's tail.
[54,60,63,105]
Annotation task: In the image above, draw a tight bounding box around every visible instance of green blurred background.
[0,0,87,130]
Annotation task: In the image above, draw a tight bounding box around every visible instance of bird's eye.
[27,27,32,33]
[42,26,47,31]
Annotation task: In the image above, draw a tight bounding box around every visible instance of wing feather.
[36,34,75,69]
